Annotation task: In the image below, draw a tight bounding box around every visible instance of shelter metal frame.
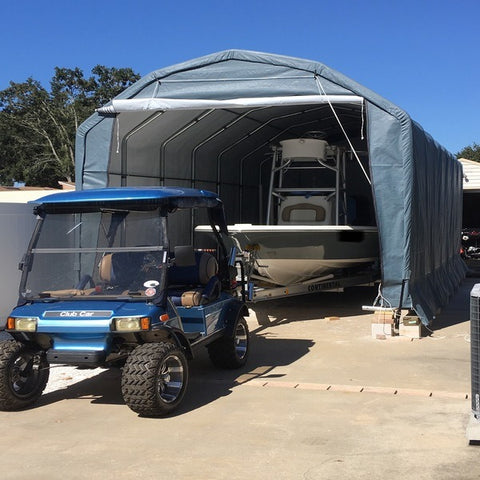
[114,101,366,227]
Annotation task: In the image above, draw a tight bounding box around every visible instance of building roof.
[460,158,480,191]
[0,187,58,204]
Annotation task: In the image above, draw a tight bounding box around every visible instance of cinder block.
[399,323,422,338]
[371,322,392,338]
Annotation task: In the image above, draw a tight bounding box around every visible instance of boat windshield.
[21,209,168,301]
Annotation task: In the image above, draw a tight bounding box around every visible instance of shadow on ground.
[8,278,478,415]
[33,331,314,416]
[432,276,478,330]
[250,285,378,329]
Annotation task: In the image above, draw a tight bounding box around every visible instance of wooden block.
[372,310,394,324]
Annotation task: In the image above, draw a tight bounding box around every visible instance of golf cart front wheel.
[121,341,188,417]
[0,340,50,411]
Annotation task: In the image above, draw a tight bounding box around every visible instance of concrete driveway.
[0,280,478,479]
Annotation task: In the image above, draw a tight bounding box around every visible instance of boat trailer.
[235,246,380,302]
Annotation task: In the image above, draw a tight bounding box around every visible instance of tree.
[0,66,140,187]
[457,143,480,162]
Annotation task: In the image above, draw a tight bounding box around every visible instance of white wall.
[0,192,48,326]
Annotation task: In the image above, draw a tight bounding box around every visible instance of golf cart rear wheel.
[208,316,249,369]
[121,341,188,417]
[0,340,49,411]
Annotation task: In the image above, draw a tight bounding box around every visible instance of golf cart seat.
[99,252,145,288]
[168,246,221,306]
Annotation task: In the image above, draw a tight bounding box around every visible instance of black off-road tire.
[208,316,249,369]
[0,340,49,411]
[121,342,188,417]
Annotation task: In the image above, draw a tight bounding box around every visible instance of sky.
[0,0,478,154]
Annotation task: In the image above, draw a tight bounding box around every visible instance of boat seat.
[168,246,220,307]
[278,195,333,225]
[281,203,326,222]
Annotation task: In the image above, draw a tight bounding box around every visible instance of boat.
[227,136,380,286]
[227,224,379,286]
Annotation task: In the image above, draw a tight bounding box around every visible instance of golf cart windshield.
[21,209,168,301]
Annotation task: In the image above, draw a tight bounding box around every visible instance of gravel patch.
[44,365,105,393]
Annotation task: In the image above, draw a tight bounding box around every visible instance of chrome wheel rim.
[157,354,184,403]
[234,322,248,360]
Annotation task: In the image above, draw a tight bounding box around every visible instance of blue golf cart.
[0,187,249,416]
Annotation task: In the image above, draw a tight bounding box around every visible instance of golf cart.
[0,187,249,416]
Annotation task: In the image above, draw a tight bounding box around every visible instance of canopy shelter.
[76,50,465,324]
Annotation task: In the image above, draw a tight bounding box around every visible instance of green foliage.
[456,143,480,163]
[0,66,140,187]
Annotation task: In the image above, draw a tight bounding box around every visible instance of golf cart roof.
[33,187,223,211]
[32,187,228,233]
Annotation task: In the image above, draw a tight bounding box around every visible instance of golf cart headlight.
[113,316,150,332]
[7,317,38,332]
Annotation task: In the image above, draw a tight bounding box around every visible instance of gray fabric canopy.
[75,49,466,323]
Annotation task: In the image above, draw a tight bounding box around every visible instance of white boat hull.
[227,224,379,286]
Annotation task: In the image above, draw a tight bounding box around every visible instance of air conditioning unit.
[468,283,480,443]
